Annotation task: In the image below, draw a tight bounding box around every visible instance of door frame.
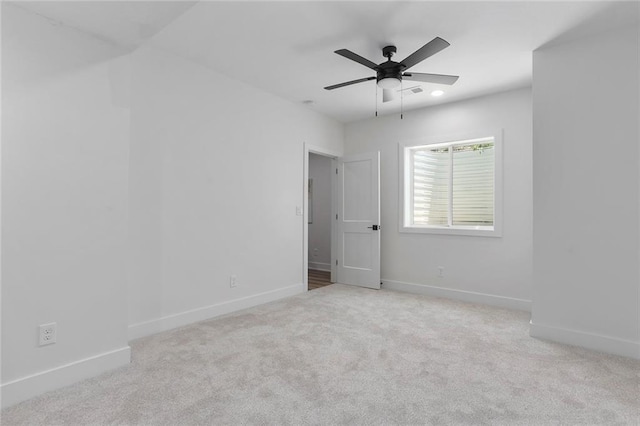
[303,143,341,291]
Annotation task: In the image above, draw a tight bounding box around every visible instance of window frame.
[399,130,503,237]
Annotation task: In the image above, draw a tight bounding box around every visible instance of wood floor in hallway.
[308,269,331,291]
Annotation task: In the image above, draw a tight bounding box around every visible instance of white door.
[336,152,381,289]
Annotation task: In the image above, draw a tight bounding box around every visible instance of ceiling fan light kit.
[378,77,401,89]
[325,37,459,116]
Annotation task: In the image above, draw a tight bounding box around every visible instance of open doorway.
[303,145,381,291]
[307,152,333,290]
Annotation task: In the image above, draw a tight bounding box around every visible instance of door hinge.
[336,168,338,174]
[336,214,338,220]
[336,259,338,265]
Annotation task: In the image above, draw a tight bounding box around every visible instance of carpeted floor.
[2,284,639,425]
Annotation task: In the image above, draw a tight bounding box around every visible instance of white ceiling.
[13,1,198,49]
[12,1,640,123]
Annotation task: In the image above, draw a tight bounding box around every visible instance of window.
[400,132,502,236]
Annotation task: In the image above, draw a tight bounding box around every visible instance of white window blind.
[411,147,449,226]
[409,138,495,229]
[452,144,494,226]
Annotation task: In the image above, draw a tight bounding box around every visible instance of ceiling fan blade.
[400,37,450,70]
[403,72,459,85]
[382,89,395,103]
[324,76,376,90]
[335,49,379,70]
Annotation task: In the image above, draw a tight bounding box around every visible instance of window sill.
[400,225,501,238]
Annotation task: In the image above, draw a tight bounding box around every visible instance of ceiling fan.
[324,37,459,97]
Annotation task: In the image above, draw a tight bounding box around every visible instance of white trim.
[308,261,332,272]
[128,284,303,341]
[1,346,131,409]
[530,321,640,360]
[382,279,531,312]
[398,129,503,237]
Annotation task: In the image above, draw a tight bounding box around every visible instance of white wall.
[127,46,343,338]
[308,154,333,271]
[1,4,344,407]
[531,25,640,359]
[1,5,131,407]
[345,88,533,310]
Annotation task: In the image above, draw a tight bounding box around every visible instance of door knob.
[367,225,380,230]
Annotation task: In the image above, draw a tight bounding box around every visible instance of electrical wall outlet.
[229,275,237,288]
[437,266,445,278]
[39,323,57,346]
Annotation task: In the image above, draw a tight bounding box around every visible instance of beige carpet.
[2,284,639,425]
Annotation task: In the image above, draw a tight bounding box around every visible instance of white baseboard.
[128,284,304,341]
[1,346,131,409]
[308,261,331,272]
[381,279,532,312]
[529,321,640,360]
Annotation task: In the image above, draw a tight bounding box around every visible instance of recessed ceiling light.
[431,90,444,97]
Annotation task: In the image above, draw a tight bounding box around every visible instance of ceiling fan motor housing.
[377,46,403,85]
[377,63,403,87]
